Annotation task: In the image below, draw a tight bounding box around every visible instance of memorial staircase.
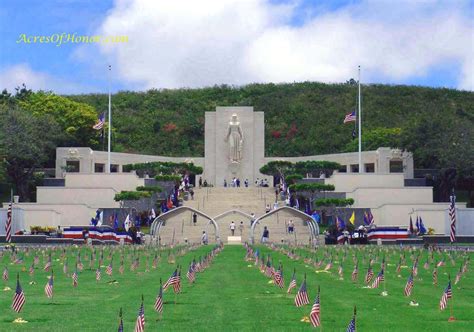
[156,187,314,245]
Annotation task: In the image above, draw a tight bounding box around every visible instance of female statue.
[225,114,244,162]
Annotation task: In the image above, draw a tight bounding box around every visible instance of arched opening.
[214,209,254,241]
[250,206,319,246]
[150,207,219,245]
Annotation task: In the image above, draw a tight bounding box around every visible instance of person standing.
[192,212,197,226]
[230,221,236,236]
[288,220,294,234]
[262,226,269,243]
[199,177,202,188]
[239,221,244,236]
[201,231,208,245]
[244,179,249,187]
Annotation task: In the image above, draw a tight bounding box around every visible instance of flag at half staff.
[93,113,105,130]
[344,111,356,124]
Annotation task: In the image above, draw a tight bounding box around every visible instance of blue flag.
[113,213,119,230]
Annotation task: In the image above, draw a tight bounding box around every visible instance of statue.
[225,113,244,163]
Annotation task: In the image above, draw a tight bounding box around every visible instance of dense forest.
[1,82,473,203]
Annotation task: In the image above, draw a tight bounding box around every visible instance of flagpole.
[9,188,13,244]
[107,64,112,173]
[358,65,362,173]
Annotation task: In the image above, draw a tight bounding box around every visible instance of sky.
[0,0,472,94]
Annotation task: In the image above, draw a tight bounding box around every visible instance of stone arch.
[150,207,219,244]
[250,206,319,246]
[214,209,253,222]
[213,209,255,241]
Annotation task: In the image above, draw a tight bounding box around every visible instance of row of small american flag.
[119,244,223,332]
[1,243,205,317]
[245,242,470,328]
[245,243,358,330]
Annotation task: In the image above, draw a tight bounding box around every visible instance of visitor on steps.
[244,179,249,187]
[265,204,271,213]
[261,226,269,243]
[288,220,294,234]
[193,212,197,226]
[201,231,208,245]
[224,179,227,187]
[230,221,236,236]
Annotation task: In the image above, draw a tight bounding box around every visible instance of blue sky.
[0,0,472,94]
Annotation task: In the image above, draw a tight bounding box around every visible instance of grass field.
[0,244,473,331]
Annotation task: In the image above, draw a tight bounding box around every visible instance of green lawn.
[0,244,472,331]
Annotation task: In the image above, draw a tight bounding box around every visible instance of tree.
[18,91,98,147]
[294,160,341,177]
[259,160,294,182]
[0,107,63,201]
[344,127,402,152]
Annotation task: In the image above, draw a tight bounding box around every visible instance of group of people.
[224,177,249,187]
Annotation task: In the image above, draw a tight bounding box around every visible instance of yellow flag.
[349,211,355,225]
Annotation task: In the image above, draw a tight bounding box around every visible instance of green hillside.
[68,82,473,173]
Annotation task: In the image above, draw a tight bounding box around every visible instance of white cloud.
[0,63,88,94]
[91,0,472,90]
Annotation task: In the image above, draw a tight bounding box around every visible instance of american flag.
[96,267,102,281]
[72,269,78,287]
[324,260,333,271]
[12,274,25,313]
[118,308,124,332]
[265,258,273,277]
[287,269,297,294]
[423,260,429,270]
[93,113,105,130]
[351,263,358,282]
[44,254,52,272]
[45,272,54,298]
[432,268,438,285]
[371,269,384,289]
[134,297,145,332]
[346,308,356,332]
[294,277,310,307]
[163,269,179,291]
[437,258,445,268]
[106,261,113,276]
[343,111,356,124]
[454,266,462,285]
[365,266,374,284]
[274,264,284,288]
[404,273,414,297]
[154,282,163,313]
[309,289,321,327]
[5,202,12,243]
[439,280,452,310]
[186,262,195,283]
[449,191,456,243]
[173,269,182,294]
[338,264,344,278]
[3,266,8,281]
[152,254,158,269]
